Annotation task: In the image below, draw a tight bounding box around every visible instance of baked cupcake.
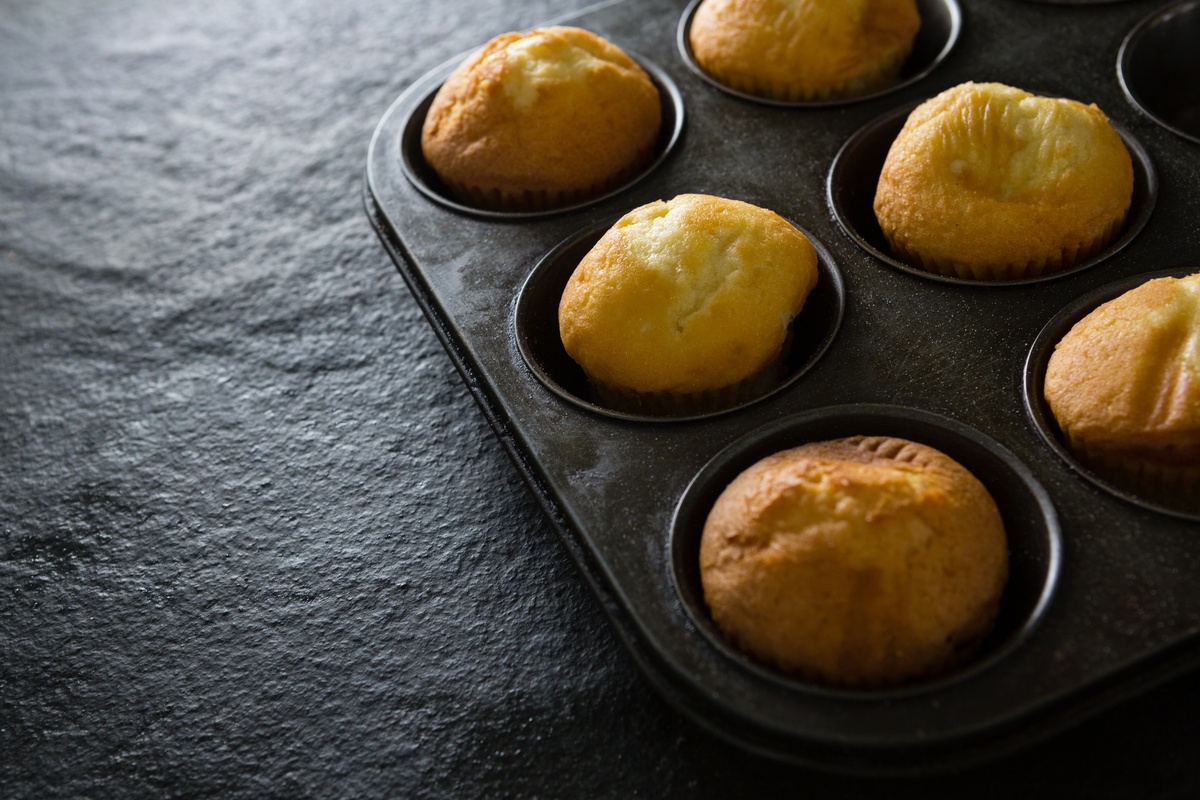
[420,26,662,212]
[558,194,819,414]
[1044,272,1200,511]
[700,436,1009,688]
[688,0,921,102]
[874,82,1135,280]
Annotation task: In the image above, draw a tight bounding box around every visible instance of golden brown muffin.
[1044,272,1200,510]
[420,26,662,212]
[700,436,1009,688]
[874,82,1135,280]
[558,194,819,413]
[688,0,921,102]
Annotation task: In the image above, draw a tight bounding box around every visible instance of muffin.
[1044,272,1200,510]
[874,82,1135,280]
[420,26,662,212]
[558,194,819,414]
[700,436,1009,688]
[688,0,921,102]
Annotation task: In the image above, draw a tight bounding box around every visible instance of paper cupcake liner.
[882,213,1127,281]
[440,143,657,213]
[444,181,589,213]
[590,359,783,416]
[1063,433,1200,512]
[588,335,791,417]
[757,606,998,690]
[698,44,911,103]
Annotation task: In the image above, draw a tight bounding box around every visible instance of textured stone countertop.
[3,0,1199,797]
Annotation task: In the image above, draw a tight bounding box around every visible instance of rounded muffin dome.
[558,194,819,407]
[420,26,662,211]
[688,0,921,102]
[700,435,1009,688]
[1045,272,1200,510]
[874,82,1134,280]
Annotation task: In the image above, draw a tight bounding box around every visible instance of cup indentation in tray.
[398,53,685,219]
[1119,1,1200,145]
[676,0,961,108]
[670,404,1062,697]
[1024,267,1200,521]
[515,218,845,422]
[827,100,1158,286]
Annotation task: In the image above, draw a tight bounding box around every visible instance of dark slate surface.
[2,0,1199,797]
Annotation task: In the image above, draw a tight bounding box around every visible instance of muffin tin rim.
[675,0,963,109]
[668,402,1064,701]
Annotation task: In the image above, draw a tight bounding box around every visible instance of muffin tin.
[365,0,1200,773]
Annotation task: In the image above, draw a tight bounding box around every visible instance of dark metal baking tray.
[364,0,1200,773]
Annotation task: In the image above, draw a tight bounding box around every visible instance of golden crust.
[688,0,921,101]
[558,194,819,396]
[420,26,662,210]
[699,436,1009,688]
[1045,273,1200,476]
[874,82,1135,280]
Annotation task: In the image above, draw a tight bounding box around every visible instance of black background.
[3,0,1199,796]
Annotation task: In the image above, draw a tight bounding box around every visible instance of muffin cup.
[676,0,962,108]
[828,102,1158,286]
[516,219,844,422]
[1119,0,1200,144]
[399,52,685,219]
[670,404,1062,695]
[1024,266,1200,521]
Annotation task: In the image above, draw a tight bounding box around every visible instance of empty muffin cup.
[1119,1,1200,145]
